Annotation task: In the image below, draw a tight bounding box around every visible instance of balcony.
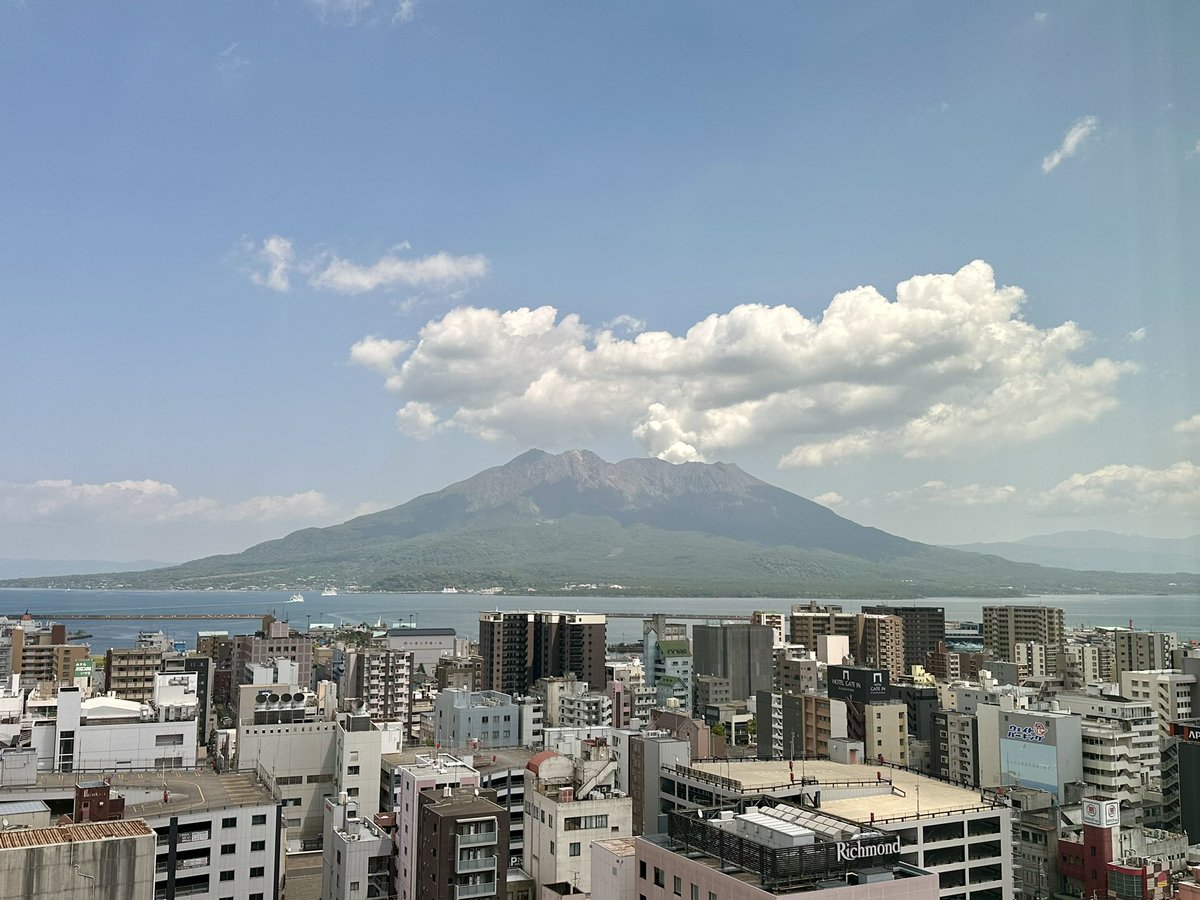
[456,854,497,874]
[456,830,498,851]
[455,881,498,899]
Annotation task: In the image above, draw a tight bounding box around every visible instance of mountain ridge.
[3,451,1195,597]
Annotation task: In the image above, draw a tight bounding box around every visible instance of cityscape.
[2,3,1198,900]
[0,600,1199,899]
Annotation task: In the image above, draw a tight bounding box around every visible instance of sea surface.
[0,588,1197,652]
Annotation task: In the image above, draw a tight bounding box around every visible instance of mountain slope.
[948,530,1200,575]
[5,451,1195,596]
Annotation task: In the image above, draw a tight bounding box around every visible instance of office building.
[657,747,1012,899]
[639,802,942,900]
[755,691,848,762]
[932,708,979,787]
[433,689,538,750]
[321,793,395,900]
[692,623,774,703]
[233,617,313,702]
[479,611,605,696]
[863,605,945,676]
[1113,631,1178,680]
[788,607,906,680]
[976,706,1083,801]
[982,606,1064,670]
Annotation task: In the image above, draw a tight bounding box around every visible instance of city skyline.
[1,2,1197,562]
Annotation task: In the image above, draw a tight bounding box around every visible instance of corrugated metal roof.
[0,819,152,849]
[0,800,50,815]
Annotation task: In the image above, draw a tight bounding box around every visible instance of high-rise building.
[862,605,945,675]
[787,606,905,679]
[1113,631,1178,680]
[983,605,1065,669]
[479,611,605,695]
[105,646,164,704]
[692,623,774,703]
[11,620,88,690]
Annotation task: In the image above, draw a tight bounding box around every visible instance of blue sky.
[1,1,1197,561]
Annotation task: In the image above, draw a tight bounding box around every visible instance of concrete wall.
[0,831,156,900]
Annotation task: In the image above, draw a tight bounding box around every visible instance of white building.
[1120,669,1199,739]
[386,752,482,900]
[27,685,198,773]
[321,792,393,900]
[523,746,633,894]
[1058,691,1160,792]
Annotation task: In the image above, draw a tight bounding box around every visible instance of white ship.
[289,593,305,603]
[321,587,338,597]
[441,587,459,594]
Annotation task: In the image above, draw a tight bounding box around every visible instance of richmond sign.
[835,835,902,864]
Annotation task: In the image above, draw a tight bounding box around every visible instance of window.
[221,844,235,855]
[222,817,237,828]
[350,882,360,892]
[691,886,699,900]
[639,861,647,880]
[550,841,555,855]
[155,733,185,745]
[654,867,665,887]
[251,840,266,851]
[252,814,267,825]
[674,875,682,895]
[220,871,235,882]
[250,894,264,900]
[250,866,264,878]
[569,842,581,857]
[348,765,360,775]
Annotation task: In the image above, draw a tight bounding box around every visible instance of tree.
[747,717,757,738]
[712,723,727,737]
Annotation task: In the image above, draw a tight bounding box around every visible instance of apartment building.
[416,786,509,900]
[863,605,946,676]
[982,606,1064,671]
[479,611,605,697]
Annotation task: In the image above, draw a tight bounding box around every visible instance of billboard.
[999,738,1060,795]
[1082,798,1120,828]
[73,659,94,679]
[827,667,889,704]
[1171,722,1200,742]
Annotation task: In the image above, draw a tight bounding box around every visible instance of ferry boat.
[289,593,305,603]
[321,587,338,597]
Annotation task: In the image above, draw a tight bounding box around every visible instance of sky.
[1,1,1198,563]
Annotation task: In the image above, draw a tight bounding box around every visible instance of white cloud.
[350,261,1135,467]
[1042,115,1100,173]
[1174,414,1200,435]
[1033,11,1048,24]
[309,0,418,26]
[1127,327,1147,342]
[241,236,489,297]
[309,249,489,295]
[603,314,648,334]
[349,336,412,380]
[214,43,249,79]
[885,480,1018,507]
[248,235,294,292]
[0,479,341,525]
[1188,139,1200,160]
[1032,462,1200,516]
[813,491,846,508]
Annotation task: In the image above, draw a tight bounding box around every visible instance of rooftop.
[0,770,275,819]
[684,759,1000,823]
[0,819,152,850]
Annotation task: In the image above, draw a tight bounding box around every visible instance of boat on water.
[69,629,93,640]
[321,587,338,597]
[441,587,458,594]
[289,593,305,603]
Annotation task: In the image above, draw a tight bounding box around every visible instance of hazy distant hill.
[0,558,173,579]
[3,451,1194,597]
[948,531,1200,575]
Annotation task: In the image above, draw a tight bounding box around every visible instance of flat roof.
[593,837,637,857]
[383,746,535,773]
[0,770,275,819]
[0,819,152,850]
[686,759,998,823]
[0,800,50,815]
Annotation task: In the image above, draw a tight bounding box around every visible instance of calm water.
[1,588,1197,651]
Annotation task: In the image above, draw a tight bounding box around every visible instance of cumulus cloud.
[0,479,341,525]
[349,336,413,380]
[884,480,1018,507]
[1032,462,1200,516]
[604,314,648,334]
[309,249,489,294]
[1174,414,1200,435]
[1042,116,1100,173]
[1034,11,1049,23]
[248,235,294,292]
[1127,327,1147,342]
[351,261,1134,468]
[813,491,846,508]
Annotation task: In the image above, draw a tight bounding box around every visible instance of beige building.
[865,701,909,767]
[983,605,1064,670]
[0,820,156,900]
[105,646,165,703]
